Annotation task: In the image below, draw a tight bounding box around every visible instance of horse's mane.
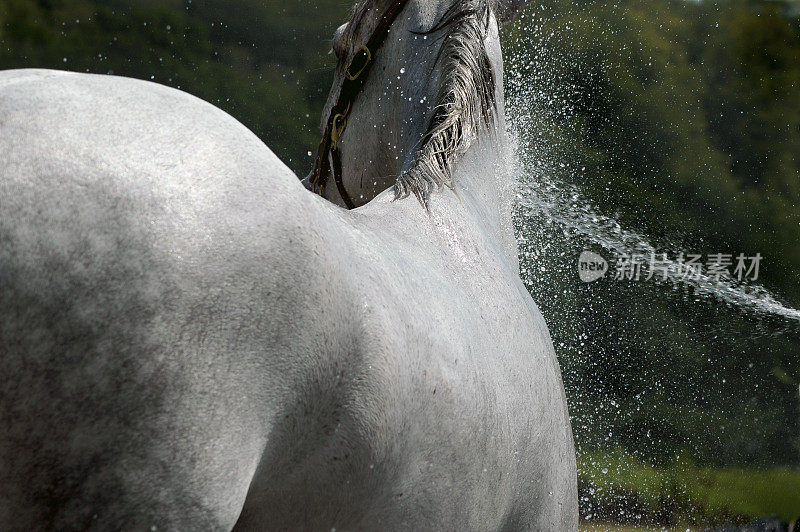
[345,0,498,207]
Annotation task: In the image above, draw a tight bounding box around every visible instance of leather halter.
[309,0,411,209]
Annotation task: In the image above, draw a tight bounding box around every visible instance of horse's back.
[0,68,302,207]
[0,69,313,529]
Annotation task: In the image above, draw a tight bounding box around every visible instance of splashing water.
[512,167,800,324]
[502,32,800,328]
[499,4,800,525]
[503,63,800,530]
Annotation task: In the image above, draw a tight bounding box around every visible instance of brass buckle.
[331,112,348,149]
[345,45,371,81]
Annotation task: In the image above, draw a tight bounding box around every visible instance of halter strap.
[309,0,411,209]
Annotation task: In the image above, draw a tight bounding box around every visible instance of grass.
[581,525,695,532]
[692,468,800,523]
[579,449,800,526]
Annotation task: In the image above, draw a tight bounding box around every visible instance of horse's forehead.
[345,0,455,48]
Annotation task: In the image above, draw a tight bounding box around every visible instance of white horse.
[0,0,577,529]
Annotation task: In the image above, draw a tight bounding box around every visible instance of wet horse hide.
[0,0,578,529]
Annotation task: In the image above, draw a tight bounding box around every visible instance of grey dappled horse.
[0,0,577,529]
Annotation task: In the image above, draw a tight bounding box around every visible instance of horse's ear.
[494,0,532,26]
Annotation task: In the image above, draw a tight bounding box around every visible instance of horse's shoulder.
[0,70,353,528]
[0,67,345,362]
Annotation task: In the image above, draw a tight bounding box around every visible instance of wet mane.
[343,0,499,206]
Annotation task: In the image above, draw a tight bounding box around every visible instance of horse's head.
[310,0,531,209]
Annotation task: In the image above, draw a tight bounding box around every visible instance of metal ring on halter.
[345,45,372,81]
[331,107,349,149]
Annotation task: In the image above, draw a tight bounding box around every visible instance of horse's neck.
[444,131,520,270]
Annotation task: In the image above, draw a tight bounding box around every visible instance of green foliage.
[580,449,800,525]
